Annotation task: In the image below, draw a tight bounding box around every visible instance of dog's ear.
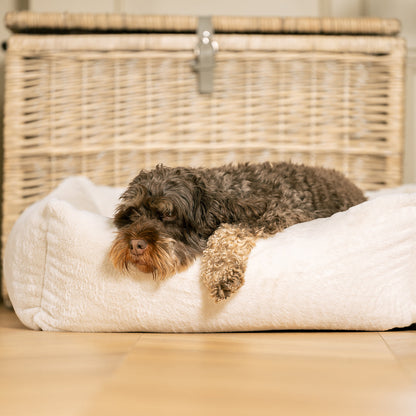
[160,173,213,231]
[189,182,209,224]
[188,180,227,235]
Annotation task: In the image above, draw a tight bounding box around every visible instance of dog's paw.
[209,268,245,302]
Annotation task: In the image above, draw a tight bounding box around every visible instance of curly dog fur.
[109,162,366,301]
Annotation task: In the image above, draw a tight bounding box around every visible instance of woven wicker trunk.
[2,12,406,300]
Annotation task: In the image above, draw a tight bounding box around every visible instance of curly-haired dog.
[109,162,366,301]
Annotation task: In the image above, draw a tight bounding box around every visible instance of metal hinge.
[191,16,218,94]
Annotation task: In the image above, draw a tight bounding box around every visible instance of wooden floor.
[1,306,416,416]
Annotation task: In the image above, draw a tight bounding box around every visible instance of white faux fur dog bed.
[4,177,416,332]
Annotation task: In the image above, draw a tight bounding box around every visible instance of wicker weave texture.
[5,12,401,35]
[3,32,405,256]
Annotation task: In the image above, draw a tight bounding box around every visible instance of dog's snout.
[130,239,148,255]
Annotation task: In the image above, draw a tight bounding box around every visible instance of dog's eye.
[113,206,143,228]
[130,209,142,220]
[160,211,176,222]
[114,213,133,228]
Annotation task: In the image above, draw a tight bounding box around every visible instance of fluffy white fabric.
[4,177,416,332]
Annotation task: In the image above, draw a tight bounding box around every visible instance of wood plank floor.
[1,305,416,416]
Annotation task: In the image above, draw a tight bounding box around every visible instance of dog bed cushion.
[4,177,416,332]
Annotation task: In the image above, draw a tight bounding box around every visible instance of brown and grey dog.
[109,162,366,301]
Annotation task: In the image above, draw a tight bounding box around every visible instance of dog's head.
[109,165,221,278]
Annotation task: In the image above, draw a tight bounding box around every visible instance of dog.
[109,162,366,301]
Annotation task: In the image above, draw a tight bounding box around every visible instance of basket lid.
[5,12,401,36]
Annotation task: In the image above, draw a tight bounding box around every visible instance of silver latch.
[192,16,218,94]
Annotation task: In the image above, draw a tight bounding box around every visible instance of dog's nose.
[129,239,148,256]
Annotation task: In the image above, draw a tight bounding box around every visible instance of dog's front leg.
[200,207,313,301]
[200,224,258,302]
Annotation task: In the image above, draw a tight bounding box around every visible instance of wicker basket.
[2,12,406,300]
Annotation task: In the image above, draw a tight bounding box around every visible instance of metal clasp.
[191,16,218,94]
